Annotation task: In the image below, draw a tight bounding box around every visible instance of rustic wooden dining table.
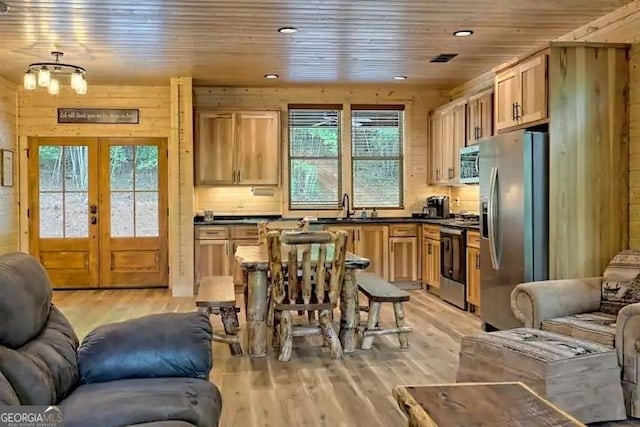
[235,244,370,358]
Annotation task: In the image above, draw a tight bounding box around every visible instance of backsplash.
[450,186,480,213]
[194,185,453,216]
[195,187,282,215]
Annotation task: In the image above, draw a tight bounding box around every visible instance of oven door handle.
[488,166,499,270]
[440,227,464,235]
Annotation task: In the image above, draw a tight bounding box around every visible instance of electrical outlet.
[237,199,245,208]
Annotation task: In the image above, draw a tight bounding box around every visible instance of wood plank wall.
[555,0,640,249]
[18,86,170,137]
[193,86,450,217]
[548,44,629,278]
[0,77,17,254]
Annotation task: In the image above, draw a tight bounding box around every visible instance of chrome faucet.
[341,193,354,219]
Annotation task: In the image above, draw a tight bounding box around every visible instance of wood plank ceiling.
[0,0,632,88]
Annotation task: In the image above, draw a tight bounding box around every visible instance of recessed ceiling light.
[278,27,298,34]
[264,74,279,79]
[393,76,407,80]
[0,2,9,14]
[453,30,474,37]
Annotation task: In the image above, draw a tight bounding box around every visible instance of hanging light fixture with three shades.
[23,51,87,95]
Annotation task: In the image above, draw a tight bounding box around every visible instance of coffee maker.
[423,196,450,219]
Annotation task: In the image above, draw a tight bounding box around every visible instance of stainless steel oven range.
[440,227,467,310]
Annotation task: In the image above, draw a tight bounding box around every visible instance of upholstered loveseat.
[0,252,222,427]
[511,249,640,416]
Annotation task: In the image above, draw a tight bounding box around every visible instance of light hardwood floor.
[52,289,640,427]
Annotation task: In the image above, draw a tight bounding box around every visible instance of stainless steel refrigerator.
[479,129,549,331]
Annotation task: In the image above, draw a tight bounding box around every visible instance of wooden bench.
[196,276,243,356]
[357,272,412,350]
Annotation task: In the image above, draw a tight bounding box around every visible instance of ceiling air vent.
[430,53,458,63]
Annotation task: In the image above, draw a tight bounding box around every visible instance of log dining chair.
[259,219,311,326]
[266,230,348,361]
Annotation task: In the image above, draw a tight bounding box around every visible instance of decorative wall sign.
[57,108,140,124]
[1,149,13,187]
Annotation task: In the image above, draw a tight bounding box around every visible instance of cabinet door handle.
[436,169,440,180]
[476,254,480,269]
[237,170,241,182]
[428,242,432,255]
[225,243,229,255]
[477,126,481,139]
[515,103,521,120]
[512,103,516,121]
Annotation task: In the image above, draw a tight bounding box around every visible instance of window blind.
[288,109,341,209]
[351,110,403,208]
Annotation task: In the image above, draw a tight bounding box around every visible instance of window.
[351,107,404,208]
[288,107,341,209]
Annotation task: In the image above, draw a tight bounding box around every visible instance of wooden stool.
[196,276,243,356]
[357,272,412,350]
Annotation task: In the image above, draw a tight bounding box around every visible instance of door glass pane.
[40,192,63,237]
[111,192,134,237]
[135,192,158,236]
[135,146,158,191]
[63,146,88,191]
[39,146,62,191]
[38,145,89,238]
[110,144,161,238]
[110,146,134,191]
[64,192,88,237]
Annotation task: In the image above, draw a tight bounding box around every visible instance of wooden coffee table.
[392,382,585,427]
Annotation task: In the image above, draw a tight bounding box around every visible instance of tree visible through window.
[352,109,403,208]
[289,109,341,209]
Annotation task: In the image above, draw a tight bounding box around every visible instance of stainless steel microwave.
[460,144,479,184]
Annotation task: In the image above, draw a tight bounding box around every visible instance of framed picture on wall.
[1,149,13,187]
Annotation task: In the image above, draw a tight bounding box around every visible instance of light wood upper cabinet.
[429,111,443,185]
[429,99,467,185]
[235,112,280,185]
[467,90,493,144]
[518,54,548,124]
[195,113,235,185]
[451,101,466,181]
[495,52,548,133]
[495,68,520,131]
[195,110,280,186]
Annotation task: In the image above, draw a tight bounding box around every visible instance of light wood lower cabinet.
[325,224,389,280]
[421,225,441,289]
[466,247,480,307]
[466,231,481,309]
[324,225,358,254]
[194,239,230,286]
[423,238,441,289]
[356,225,389,280]
[231,239,257,285]
[389,237,418,283]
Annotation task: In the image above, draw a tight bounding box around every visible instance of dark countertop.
[194,215,480,231]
